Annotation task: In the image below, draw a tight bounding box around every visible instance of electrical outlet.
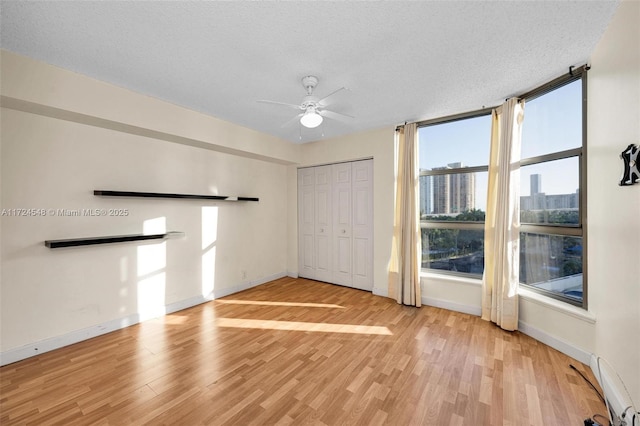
[241,270,247,280]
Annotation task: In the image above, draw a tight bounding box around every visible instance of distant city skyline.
[521,174,578,211]
[419,79,583,208]
[421,168,579,216]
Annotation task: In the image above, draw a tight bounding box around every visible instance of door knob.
[341,229,346,234]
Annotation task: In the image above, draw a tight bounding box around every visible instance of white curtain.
[482,98,525,331]
[388,123,421,307]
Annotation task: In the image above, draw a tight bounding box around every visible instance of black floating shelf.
[94,190,258,202]
[45,232,184,249]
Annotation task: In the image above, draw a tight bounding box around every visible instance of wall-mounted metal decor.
[620,144,639,186]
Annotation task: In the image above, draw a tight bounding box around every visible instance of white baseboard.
[420,297,592,367]
[0,272,286,367]
[372,286,389,298]
[518,320,591,365]
[211,272,286,299]
[422,296,482,317]
[1,312,142,367]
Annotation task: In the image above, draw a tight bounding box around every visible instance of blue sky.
[419,79,582,211]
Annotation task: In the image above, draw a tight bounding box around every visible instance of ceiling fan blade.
[318,87,349,105]
[257,100,302,110]
[281,113,303,128]
[320,109,355,121]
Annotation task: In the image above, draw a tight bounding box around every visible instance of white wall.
[1,51,298,361]
[421,274,482,316]
[288,127,395,296]
[587,0,640,405]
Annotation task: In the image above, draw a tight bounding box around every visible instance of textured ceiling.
[0,1,619,144]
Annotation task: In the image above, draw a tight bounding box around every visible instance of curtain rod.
[409,64,589,129]
[517,64,589,101]
[416,64,591,127]
[395,121,407,132]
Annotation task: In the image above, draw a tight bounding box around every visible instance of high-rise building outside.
[430,162,476,215]
[530,173,542,195]
[448,162,476,214]
[419,174,431,217]
[431,167,449,214]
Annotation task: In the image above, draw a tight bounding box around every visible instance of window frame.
[417,67,588,308]
[418,108,492,279]
[518,69,588,308]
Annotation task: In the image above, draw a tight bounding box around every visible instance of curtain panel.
[388,123,421,307]
[482,98,525,331]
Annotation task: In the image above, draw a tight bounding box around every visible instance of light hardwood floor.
[1,277,606,425]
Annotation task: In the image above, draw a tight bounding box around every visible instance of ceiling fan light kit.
[300,108,323,128]
[257,75,353,133]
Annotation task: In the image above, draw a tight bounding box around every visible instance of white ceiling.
[0,1,619,144]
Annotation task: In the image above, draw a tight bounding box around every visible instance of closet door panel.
[353,238,367,277]
[351,160,373,290]
[314,166,332,283]
[302,234,314,272]
[332,163,352,286]
[298,168,316,279]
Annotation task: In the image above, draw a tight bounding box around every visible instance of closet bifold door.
[332,162,353,286]
[297,159,373,291]
[314,165,333,283]
[298,167,315,279]
[351,159,373,291]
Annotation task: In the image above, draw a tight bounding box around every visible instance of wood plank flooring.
[1,277,606,425]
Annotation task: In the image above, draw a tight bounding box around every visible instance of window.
[418,69,587,308]
[418,113,491,277]
[519,75,586,307]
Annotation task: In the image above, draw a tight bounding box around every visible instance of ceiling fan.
[258,76,353,129]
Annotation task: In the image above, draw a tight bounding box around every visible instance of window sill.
[518,287,596,324]
[421,270,482,287]
[421,270,596,324]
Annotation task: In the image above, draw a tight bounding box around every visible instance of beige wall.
[587,0,639,404]
[0,51,300,165]
[1,51,298,355]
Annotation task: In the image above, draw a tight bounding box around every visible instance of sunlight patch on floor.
[216,318,392,335]
[216,300,345,309]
